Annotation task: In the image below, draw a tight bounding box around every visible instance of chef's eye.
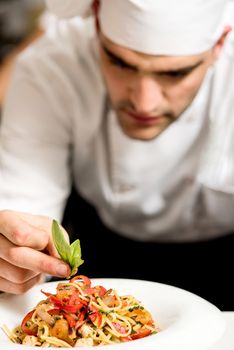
[162,69,191,78]
[169,71,189,77]
[109,57,136,71]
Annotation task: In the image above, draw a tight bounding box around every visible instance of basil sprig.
[52,220,84,278]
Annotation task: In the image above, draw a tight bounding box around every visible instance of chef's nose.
[129,74,163,113]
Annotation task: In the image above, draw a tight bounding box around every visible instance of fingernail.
[56,263,69,276]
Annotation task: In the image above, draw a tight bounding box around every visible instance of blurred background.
[0,0,45,112]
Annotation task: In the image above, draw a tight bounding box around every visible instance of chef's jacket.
[0,7,234,242]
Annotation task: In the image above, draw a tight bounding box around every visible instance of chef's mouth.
[122,109,169,124]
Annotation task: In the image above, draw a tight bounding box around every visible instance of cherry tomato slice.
[70,275,91,288]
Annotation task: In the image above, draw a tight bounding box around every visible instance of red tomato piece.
[40,289,53,298]
[75,310,86,329]
[62,313,76,328]
[49,295,63,308]
[89,311,102,328]
[21,310,37,336]
[70,275,91,288]
[68,293,88,307]
[85,285,107,298]
[130,328,151,340]
[62,304,80,313]
[48,309,60,315]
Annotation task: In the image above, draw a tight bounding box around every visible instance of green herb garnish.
[99,309,114,315]
[128,305,144,312]
[52,219,84,278]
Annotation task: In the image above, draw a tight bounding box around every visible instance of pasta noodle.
[3,275,159,347]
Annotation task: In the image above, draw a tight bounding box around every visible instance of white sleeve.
[0,58,72,221]
[45,0,93,19]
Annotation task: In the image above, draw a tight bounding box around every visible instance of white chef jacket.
[0,9,234,243]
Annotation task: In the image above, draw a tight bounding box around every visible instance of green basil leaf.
[69,239,84,272]
[52,220,84,278]
[52,220,70,262]
[71,255,84,270]
[70,239,82,258]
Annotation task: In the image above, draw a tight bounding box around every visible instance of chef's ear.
[213,25,232,59]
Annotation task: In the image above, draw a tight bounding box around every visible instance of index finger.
[0,210,50,251]
[0,236,70,278]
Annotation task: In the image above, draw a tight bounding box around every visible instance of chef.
[0,0,233,308]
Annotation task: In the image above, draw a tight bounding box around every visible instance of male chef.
[0,0,233,309]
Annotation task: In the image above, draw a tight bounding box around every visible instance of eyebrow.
[102,44,204,75]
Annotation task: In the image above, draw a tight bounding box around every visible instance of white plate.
[0,278,226,350]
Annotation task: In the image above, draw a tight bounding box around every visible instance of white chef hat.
[46,0,231,55]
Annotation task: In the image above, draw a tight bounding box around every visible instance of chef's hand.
[0,210,70,294]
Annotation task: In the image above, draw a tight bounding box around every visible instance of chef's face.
[98,34,224,141]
